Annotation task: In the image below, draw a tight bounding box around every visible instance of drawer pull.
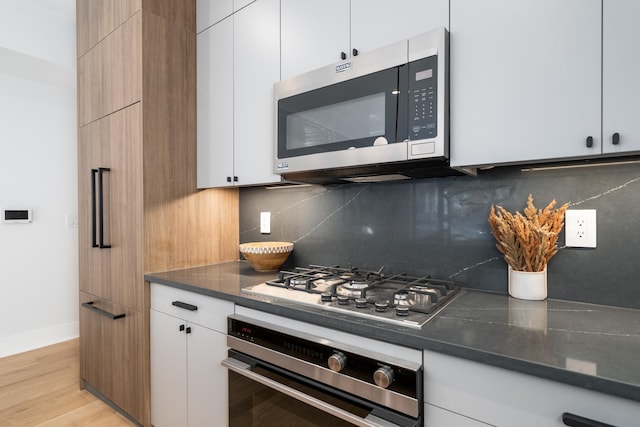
[172,301,198,311]
[562,412,615,427]
[82,301,125,320]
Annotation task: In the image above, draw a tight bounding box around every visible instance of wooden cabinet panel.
[76,0,141,57]
[78,12,143,126]
[143,0,196,31]
[78,104,144,311]
[80,292,146,423]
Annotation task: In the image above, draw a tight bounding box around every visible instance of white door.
[280,0,350,80]
[197,17,235,188]
[350,0,448,53]
[150,310,188,427]
[603,0,640,154]
[233,0,282,186]
[449,0,601,168]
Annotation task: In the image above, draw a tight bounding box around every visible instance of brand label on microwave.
[335,62,352,73]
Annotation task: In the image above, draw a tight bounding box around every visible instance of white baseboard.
[0,321,79,358]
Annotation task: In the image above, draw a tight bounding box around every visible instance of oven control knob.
[328,351,347,372]
[373,365,394,388]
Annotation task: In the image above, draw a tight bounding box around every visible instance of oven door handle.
[222,357,397,427]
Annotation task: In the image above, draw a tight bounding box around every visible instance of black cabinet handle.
[172,301,198,311]
[586,136,594,148]
[562,412,615,427]
[97,167,111,248]
[82,301,125,320]
[612,132,620,145]
[179,324,185,331]
[226,176,232,182]
[91,168,111,249]
[340,51,347,60]
[186,326,192,334]
[233,176,238,182]
[91,169,98,248]
[352,48,358,56]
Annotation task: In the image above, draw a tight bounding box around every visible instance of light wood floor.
[0,339,134,426]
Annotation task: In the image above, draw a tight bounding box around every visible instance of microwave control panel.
[408,55,438,141]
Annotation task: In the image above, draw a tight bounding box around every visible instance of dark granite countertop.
[146,261,640,404]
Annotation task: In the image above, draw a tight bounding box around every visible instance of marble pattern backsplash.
[239,162,640,309]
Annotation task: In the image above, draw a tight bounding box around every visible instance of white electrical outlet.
[260,211,271,234]
[565,209,596,248]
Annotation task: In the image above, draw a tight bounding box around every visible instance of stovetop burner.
[243,265,460,328]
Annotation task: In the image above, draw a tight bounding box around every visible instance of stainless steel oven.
[224,307,423,427]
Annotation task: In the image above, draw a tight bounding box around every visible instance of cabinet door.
[424,403,491,426]
[197,18,235,188]
[449,0,601,168]
[150,309,188,427]
[78,120,109,300]
[423,349,640,427]
[603,0,640,154]
[196,0,233,33]
[79,292,146,423]
[233,0,282,186]
[188,324,229,427]
[76,0,141,56]
[351,0,448,53]
[78,105,144,310]
[77,12,142,126]
[281,0,350,80]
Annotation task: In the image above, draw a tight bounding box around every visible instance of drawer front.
[150,283,234,333]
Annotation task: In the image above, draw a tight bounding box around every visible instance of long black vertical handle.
[98,167,111,249]
[91,169,98,248]
[562,412,615,427]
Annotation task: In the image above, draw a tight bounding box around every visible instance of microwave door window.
[286,92,386,150]
[278,67,400,158]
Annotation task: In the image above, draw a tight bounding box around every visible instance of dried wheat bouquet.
[488,195,569,272]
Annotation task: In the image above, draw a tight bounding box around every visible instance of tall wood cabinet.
[76,1,239,425]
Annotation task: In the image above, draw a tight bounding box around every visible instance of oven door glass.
[277,66,408,159]
[225,356,418,427]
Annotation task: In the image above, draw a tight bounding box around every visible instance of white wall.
[0,0,78,357]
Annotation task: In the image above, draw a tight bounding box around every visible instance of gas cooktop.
[242,265,459,328]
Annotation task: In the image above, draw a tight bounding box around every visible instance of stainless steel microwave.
[274,27,452,184]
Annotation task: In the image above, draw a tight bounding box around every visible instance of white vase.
[508,266,547,300]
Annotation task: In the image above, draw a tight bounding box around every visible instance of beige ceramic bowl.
[239,241,294,272]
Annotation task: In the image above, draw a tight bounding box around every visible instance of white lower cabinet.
[423,349,640,427]
[425,403,490,426]
[151,283,234,427]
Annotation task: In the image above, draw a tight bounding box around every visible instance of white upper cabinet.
[350,0,448,54]
[196,0,256,33]
[233,0,282,186]
[603,0,640,154]
[197,16,234,188]
[197,0,281,188]
[449,0,601,168]
[281,0,350,80]
[281,0,448,80]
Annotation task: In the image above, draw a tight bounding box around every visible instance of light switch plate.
[260,211,271,234]
[565,209,597,248]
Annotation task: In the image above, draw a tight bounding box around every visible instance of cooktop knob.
[328,351,347,372]
[337,295,350,305]
[355,298,368,309]
[395,306,410,317]
[374,301,388,312]
[321,292,332,302]
[373,365,394,388]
